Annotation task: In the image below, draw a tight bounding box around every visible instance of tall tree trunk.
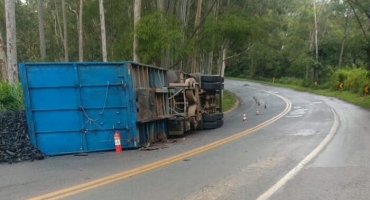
[194,0,202,36]
[313,0,319,82]
[62,0,69,61]
[176,0,191,70]
[158,0,166,67]
[157,0,165,12]
[207,0,218,73]
[5,0,18,84]
[250,55,254,78]
[220,48,227,78]
[78,0,84,62]
[37,0,46,60]
[0,30,7,81]
[133,0,141,63]
[191,0,202,73]
[207,51,213,74]
[54,0,64,60]
[99,0,107,62]
[307,31,314,79]
[338,14,349,68]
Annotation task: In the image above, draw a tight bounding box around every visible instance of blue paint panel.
[30,88,79,110]
[80,86,127,108]
[33,110,81,132]
[26,64,77,88]
[36,132,83,155]
[19,62,139,155]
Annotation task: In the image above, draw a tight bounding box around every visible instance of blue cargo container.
[19,62,169,155]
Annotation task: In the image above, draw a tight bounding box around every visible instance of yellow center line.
[28,93,291,200]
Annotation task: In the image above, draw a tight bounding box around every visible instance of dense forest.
[0,0,369,96]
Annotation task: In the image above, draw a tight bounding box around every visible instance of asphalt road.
[1,79,370,200]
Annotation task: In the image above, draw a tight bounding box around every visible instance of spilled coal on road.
[0,111,44,164]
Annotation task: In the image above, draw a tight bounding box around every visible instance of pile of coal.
[0,111,44,164]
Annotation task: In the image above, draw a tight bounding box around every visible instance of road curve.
[1,79,369,200]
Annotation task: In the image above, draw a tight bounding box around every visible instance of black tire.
[202,112,223,122]
[201,82,224,90]
[216,119,224,128]
[201,75,224,83]
[202,121,218,130]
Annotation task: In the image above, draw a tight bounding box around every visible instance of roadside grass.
[226,77,370,109]
[0,82,24,111]
[222,90,237,112]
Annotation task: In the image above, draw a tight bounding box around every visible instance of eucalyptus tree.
[0,29,6,81]
[99,0,107,62]
[78,0,83,61]
[136,11,183,66]
[62,0,68,61]
[37,0,46,60]
[133,0,141,62]
[191,0,202,73]
[5,0,17,83]
[347,0,370,68]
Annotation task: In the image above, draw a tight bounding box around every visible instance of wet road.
[1,79,370,200]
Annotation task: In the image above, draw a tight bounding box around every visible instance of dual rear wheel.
[200,75,224,130]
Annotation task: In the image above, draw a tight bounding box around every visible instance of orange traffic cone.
[242,113,247,122]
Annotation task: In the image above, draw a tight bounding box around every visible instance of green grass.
[222,90,238,112]
[0,82,24,111]
[227,77,370,109]
[308,89,370,109]
[257,80,370,109]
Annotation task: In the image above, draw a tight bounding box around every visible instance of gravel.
[0,111,44,164]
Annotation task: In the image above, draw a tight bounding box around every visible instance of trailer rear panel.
[19,62,138,155]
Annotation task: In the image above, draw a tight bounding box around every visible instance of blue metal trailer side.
[19,62,148,155]
[19,61,224,156]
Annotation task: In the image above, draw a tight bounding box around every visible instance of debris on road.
[0,111,44,164]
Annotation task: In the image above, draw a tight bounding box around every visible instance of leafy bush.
[275,77,303,86]
[0,82,24,111]
[330,65,369,94]
[300,78,312,87]
[330,68,349,90]
[263,66,369,94]
[316,81,331,90]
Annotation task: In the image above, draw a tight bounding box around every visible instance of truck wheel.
[216,119,224,128]
[201,82,224,90]
[202,121,218,130]
[202,112,223,122]
[201,75,224,83]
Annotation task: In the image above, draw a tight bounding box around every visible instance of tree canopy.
[0,0,369,82]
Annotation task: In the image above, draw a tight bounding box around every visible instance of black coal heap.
[0,111,44,164]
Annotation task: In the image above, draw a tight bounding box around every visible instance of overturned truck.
[19,62,224,155]
[166,71,224,135]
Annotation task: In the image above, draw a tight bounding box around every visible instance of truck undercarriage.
[167,70,224,136]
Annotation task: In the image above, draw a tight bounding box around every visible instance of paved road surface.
[1,79,369,200]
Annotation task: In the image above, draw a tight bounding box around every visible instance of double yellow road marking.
[29,93,291,200]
